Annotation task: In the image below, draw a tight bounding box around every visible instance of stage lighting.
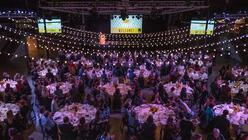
[120,9,128,21]
[136,15,142,20]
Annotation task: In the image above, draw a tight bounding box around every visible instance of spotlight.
[120,8,128,21]
[136,15,142,20]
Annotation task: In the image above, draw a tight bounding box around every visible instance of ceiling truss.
[39,1,209,15]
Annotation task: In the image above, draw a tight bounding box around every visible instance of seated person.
[207,128,225,140]
[233,89,245,104]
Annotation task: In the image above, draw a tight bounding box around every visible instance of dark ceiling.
[0,0,248,10]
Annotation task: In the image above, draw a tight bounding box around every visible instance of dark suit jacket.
[58,123,76,140]
[211,115,230,140]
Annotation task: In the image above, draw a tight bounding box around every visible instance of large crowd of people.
[1,49,247,140]
[0,73,32,140]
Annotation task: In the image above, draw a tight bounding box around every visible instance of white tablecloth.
[134,69,151,78]
[229,81,248,94]
[0,102,20,122]
[46,82,72,94]
[221,81,248,94]
[133,104,175,126]
[163,82,193,97]
[53,104,97,126]
[100,83,132,96]
[38,68,58,77]
[81,60,93,67]
[232,68,248,78]
[188,71,208,81]
[87,69,111,78]
[214,103,248,125]
[0,79,17,92]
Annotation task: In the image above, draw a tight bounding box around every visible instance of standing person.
[112,88,121,112]
[3,110,17,140]
[44,111,58,140]
[127,112,140,137]
[58,117,76,140]
[98,124,114,140]
[70,84,80,103]
[199,84,209,110]
[127,69,135,84]
[211,110,230,140]
[54,85,64,106]
[158,84,168,104]
[51,96,59,113]
[207,128,225,140]
[179,114,195,140]
[89,111,106,140]
[140,115,156,140]
[199,104,215,131]
[76,117,89,140]
[132,91,145,106]
[163,116,177,140]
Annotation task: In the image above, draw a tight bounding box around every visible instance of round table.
[38,68,58,77]
[0,79,17,92]
[133,104,175,126]
[46,82,72,94]
[163,82,193,97]
[0,102,20,122]
[228,81,248,94]
[100,83,131,96]
[86,69,111,78]
[53,103,97,126]
[134,69,151,78]
[214,103,248,125]
[133,104,175,140]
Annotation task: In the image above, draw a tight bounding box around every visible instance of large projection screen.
[111,15,142,34]
[38,19,62,33]
[190,20,215,35]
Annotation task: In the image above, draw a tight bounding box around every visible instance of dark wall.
[86,16,110,33]
[0,0,38,9]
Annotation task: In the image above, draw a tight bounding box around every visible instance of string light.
[1,12,247,58]
[7,14,244,44]
[1,21,243,50]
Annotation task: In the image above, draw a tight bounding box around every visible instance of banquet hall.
[0,0,248,140]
